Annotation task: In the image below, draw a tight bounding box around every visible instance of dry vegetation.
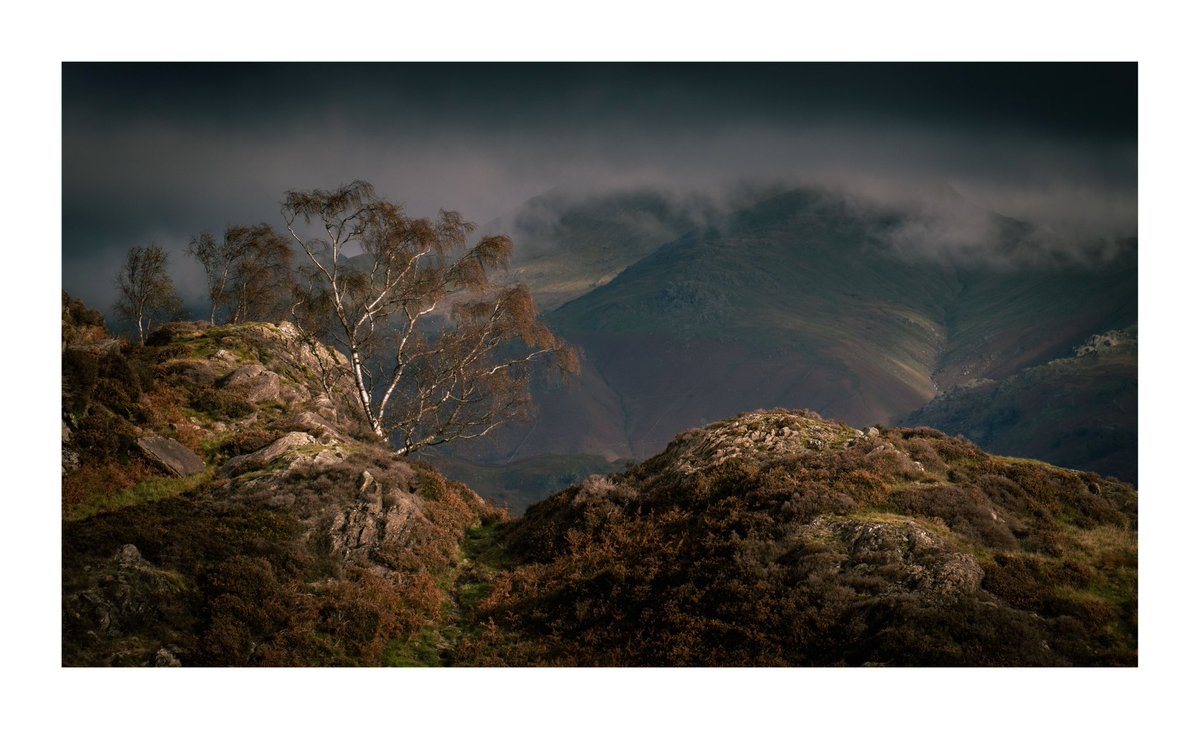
[62,293,1136,667]
[62,300,499,666]
[455,411,1137,666]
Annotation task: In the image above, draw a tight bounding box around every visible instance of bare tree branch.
[281,181,578,454]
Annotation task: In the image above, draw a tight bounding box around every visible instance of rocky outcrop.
[218,363,282,403]
[61,291,108,351]
[61,545,187,667]
[329,468,427,564]
[63,316,499,667]
[136,436,205,477]
[656,409,861,476]
[289,411,344,443]
[484,408,1137,666]
[838,519,984,596]
[222,431,317,474]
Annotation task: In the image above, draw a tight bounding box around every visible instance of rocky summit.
[476,409,1137,666]
[61,294,1136,667]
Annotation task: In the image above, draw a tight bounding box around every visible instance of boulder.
[136,436,205,477]
[63,447,80,475]
[154,647,183,667]
[223,431,316,473]
[218,363,281,402]
[219,363,265,384]
[290,411,343,442]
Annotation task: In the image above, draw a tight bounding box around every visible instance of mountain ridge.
[458,188,1135,478]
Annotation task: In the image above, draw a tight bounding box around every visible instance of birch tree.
[283,180,577,454]
[114,244,182,345]
[188,224,294,325]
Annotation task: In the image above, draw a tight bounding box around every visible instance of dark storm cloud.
[62,63,1136,311]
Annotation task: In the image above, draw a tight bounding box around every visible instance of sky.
[62,62,1137,314]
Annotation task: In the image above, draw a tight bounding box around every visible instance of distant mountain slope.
[935,259,1138,389]
[498,189,714,311]
[547,191,957,440]
[457,409,1137,666]
[494,189,1136,465]
[904,327,1137,483]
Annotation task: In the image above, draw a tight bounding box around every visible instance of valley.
[445,187,1137,503]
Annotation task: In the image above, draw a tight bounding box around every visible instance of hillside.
[459,410,1138,666]
[61,295,1136,666]
[904,327,1138,483]
[469,189,1136,473]
[496,188,715,312]
[61,296,501,666]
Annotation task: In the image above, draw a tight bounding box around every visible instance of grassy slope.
[936,256,1137,388]
[545,190,960,455]
[905,328,1138,483]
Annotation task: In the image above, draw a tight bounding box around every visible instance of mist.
[63,63,1136,316]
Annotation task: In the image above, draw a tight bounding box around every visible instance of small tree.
[114,244,182,344]
[188,224,294,325]
[283,180,577,454]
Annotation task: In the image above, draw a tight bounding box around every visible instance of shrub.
[888,486,1018,549]
[190,388,256,419]
[62,461,153,512]
[218,428,284,458]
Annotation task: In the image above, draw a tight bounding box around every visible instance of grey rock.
[218,363,281,402]
[220,363,265,383]
[223,431,316,473]
[115,544,144,567]
[928,553,985,595]
[358,469,377,497]
[154,647,183,667]
[312,396,340,421]
[62,447,80,475]
[290,411,343,442]
[257,431,315,461]
[328,482,425,562]
[136,436,205,477]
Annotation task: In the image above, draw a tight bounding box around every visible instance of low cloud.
[63,109,1136,314]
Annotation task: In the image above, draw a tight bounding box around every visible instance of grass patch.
[65,468,215,522]
[384,626,455,667]
[463,519,511,568]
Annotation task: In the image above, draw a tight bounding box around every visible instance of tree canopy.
[283,180,577,454]
[114,244,181,345]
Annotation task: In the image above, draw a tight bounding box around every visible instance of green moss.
[384,627,453,667]
[65,468,216,522]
